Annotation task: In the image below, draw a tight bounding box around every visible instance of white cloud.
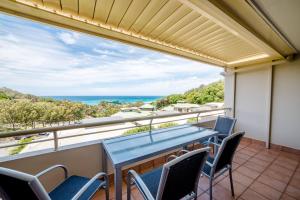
[0,14,223,96]
[57,32,80,45]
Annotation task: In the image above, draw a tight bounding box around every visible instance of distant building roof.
[112,111,151,118]
[80,116,123,124]
[173,103,200,109]
[205,102,224,108]
[121,107,140,112]
[140,104,155,109]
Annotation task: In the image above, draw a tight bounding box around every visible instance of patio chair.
[127,147,210,200]
[202,132,244,200]
[0,164,109,200]
[200,116,236,146]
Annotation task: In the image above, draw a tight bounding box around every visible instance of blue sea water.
[45,96,162,105]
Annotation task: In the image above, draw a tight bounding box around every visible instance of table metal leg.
[102,147,107,173]
[214,135,218,154]
[114,167,122,200]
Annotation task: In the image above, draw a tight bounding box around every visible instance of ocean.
[45,96,162,105]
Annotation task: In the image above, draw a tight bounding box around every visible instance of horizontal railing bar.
[42,113,223,141]
[0,108,229,138]
[0,138,54,149]
[0,112,222,148]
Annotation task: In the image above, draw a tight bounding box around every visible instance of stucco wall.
[226,57,300,150]
[234,67,272,142]
[224,72,235,118]
[271,58,300,149]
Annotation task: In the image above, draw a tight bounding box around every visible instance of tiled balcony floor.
[94,140,300,200]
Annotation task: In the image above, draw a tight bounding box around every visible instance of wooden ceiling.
[0,0,292,68]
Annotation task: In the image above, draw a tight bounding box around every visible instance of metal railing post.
[197,112,201,123]
[53,131,58,151]
[149,118,153,132]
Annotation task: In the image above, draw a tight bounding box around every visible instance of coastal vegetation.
[123,126,152,135]
[157,122,178,129]
[154,80,224,109]
[0,80,223,132]
[123,122,179,136]
[0,87,123,131]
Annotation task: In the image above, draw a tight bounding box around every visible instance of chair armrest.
[166,155,178,162]
[127,170,154,200]
[35,165,68,179]
[177,149,190,156]
[71,172,108,200]
[205,161,213,167]
[209,142,221,147]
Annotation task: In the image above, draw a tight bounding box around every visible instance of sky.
[0,13,223,96]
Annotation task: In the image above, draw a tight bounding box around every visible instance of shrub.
[10,137,33,155]
[123,126,153,136]
[157,122,178,129]
[187,118,198,124]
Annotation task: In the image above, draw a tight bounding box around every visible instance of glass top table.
[102,124,217,200]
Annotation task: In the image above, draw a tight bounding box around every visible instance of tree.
[0,100,19,129]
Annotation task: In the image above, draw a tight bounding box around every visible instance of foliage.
[123,126,153,136]
[10,137,33,155]
[187,118,197,124]
[0,92,11,100]
[157,122,178,129]
[0,99,121,130]
[185,80,224,104]
[154,94,184,109]
[154,80,224,109]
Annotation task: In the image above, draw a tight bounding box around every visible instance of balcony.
[0,0,300,200]
[94,140,300,200]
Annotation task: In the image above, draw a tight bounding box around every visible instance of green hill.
[154,80,224,109]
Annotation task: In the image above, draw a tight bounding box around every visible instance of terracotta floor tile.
[244,161,266,172]
[197,186,205,196]
[268,164,294,177]
[254,154,276,163]
[233,156,247,165]
[198,176,211,191]
[293,171,300,180]
[240,188,268,200]
[197,192,212,200]
[289,177,300,189]
[257,174,287,192]
[211,184,234,200]
[250,181,282,200]
[232,171,254,186]
[280,193,297,200]
[273,159,298,171]
[279,152,300,160]
[243,146,261,153]
[236,166,260,179]
[248,157,271,167]
[239,149,256,157]
[218,177,247,197]
[131,187,144,200]
[235,152,252,160]
[263,169,291,183]
[285,185,300,199]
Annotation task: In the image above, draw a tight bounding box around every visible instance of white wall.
[225,57,300,150]
[224,72,235,117]
[233,66,272,142]
[271,58,300,149]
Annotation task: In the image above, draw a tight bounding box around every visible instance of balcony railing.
[0,108,229,158]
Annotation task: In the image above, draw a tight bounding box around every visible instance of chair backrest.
[156,148,210,200]
[213,132,245,173]
[213,116,236,136]
[0,167,50,200]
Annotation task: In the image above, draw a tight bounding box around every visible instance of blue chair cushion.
[49,175,103,200]
[140,167,163,198]
[203,156,215,176]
